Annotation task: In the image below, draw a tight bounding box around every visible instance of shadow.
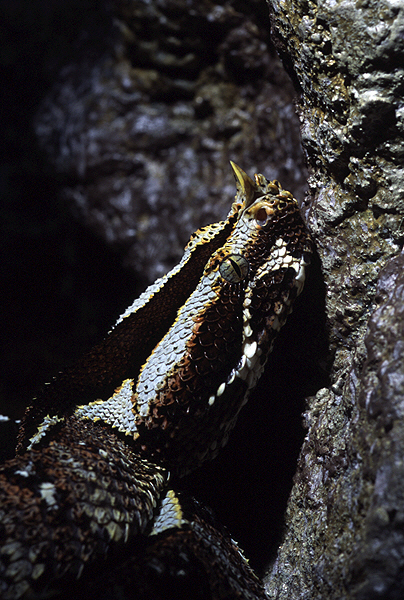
[180,250,329,575]
[0,165,141,427]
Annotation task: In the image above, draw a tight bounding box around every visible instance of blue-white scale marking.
[76,378,137,435]
[135,272,219,417]
[115,221,228,326]
[149,489,187,536]
[27,203,309,450]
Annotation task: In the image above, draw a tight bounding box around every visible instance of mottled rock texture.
[266,1,404,598]
[33,0,307,283]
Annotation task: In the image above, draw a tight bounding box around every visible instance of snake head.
[20,165,311,474]
[131,165,313,474]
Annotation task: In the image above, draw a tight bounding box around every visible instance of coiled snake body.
[0,164,312,599]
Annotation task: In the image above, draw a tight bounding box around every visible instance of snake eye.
[219,254,249,283]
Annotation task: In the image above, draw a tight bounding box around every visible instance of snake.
[0,163,312,599]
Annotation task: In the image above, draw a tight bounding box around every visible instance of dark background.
[0,0,327,574]
[0,0,140,422]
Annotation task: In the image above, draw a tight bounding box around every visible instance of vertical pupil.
[219,254,248,282]
[229,257,241,278]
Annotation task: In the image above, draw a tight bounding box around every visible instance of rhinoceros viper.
[0,164,312,599]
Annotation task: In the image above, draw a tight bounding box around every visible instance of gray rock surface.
[266,1,404,598]
[34,0,307,283]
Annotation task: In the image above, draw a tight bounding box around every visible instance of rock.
[266,1,404,598]
[33,0,308,282]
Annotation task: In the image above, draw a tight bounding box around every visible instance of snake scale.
[0,164,312,599]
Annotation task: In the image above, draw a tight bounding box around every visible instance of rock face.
[266,1,404,598]
[34,0,307,283]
